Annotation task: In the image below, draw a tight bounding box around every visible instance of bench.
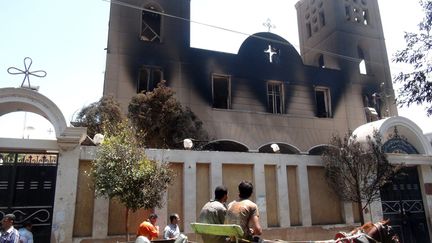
[190,223,244,243]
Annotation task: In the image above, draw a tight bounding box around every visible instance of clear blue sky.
[0,0,430,139]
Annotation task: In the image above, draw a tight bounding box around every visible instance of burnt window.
[141,6,162,42]
[212,74,231,109]
[267,81,284,114]
[137,67,163,93]
[315,87,331,118]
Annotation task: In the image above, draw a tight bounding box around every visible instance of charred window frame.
[137,67,163,93]
[212,74,231,109]
[141,6,162,42]
[315,86,332,118]
[267,81,284,114]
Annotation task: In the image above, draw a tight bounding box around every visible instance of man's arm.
[249,215,262,235]
[151,225,160,239]
[163,226,171,239]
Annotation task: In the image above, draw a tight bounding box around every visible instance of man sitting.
[225,181,262,241]
[198,185,228,243]
[136,213,159,242]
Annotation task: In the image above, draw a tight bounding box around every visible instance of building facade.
[1,1,432,243]
[100,0,432,242]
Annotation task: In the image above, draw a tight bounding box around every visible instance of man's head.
[1,214,15,230]
[238,181,253,199]
[169,213,180,224]
[148,213,158,225]
[22,221,32,230]
[214,185,228,203]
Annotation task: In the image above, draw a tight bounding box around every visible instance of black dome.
[237,32,303,67]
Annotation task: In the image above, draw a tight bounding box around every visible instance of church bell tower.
[295,0,397,118]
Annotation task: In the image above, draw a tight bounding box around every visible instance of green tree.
[72,95,123,138]
[91,121,173,241]
[393,0,432,115]
[322,131,402,224]
[128,81,208,148]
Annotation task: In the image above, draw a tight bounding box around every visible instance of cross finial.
[7,57,46,90]
[263,18,276,32]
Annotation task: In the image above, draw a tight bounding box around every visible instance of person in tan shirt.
[225,181,262,241]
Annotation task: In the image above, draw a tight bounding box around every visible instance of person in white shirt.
[0,214,20,243]
[163,214,187,243]
[163,214,180,240]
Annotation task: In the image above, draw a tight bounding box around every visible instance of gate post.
[418,165,432,238]
[52,127,86,243]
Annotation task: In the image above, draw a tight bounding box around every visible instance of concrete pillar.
[254,163,268,228]
[418,165,432,236]
[366,200,383,223]
[155,193,168,230]
[210,162,223,194]
[51,146,81,243]
[276,157,290,227]
[297,164,312,226]
[183,159,196,233]
[92,197,109,238]
[342,202,354,224]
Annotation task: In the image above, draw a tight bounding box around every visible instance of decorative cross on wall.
[7,57,46,90]
[263,18,276,32]
[264,45,278,63]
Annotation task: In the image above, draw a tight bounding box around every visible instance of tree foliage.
[91,121,173,212]
[322,130,402,224]
[393,0,432,115]
[128,81,208,148]
[72,95,123,138]
[90,121,173,240]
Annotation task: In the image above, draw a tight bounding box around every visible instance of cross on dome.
[264,45,278,63]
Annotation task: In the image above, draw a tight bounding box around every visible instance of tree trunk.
[356,185,365,225]
[125,207,130,242]
[357,201,365,225]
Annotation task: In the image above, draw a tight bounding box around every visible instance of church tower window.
[306,22,312,38]
[212,74,231,109]
[267,81,284,114]
[358,47,367,74]
[362,10,369,25]
[319,11,326,27]
[141,5,162,42]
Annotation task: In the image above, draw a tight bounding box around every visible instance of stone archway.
[0,87,86,243]
[352,116,432,155]
[352,116,432,241]
[0,87,66,137]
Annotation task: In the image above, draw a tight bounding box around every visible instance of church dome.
[237,32,303,67]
